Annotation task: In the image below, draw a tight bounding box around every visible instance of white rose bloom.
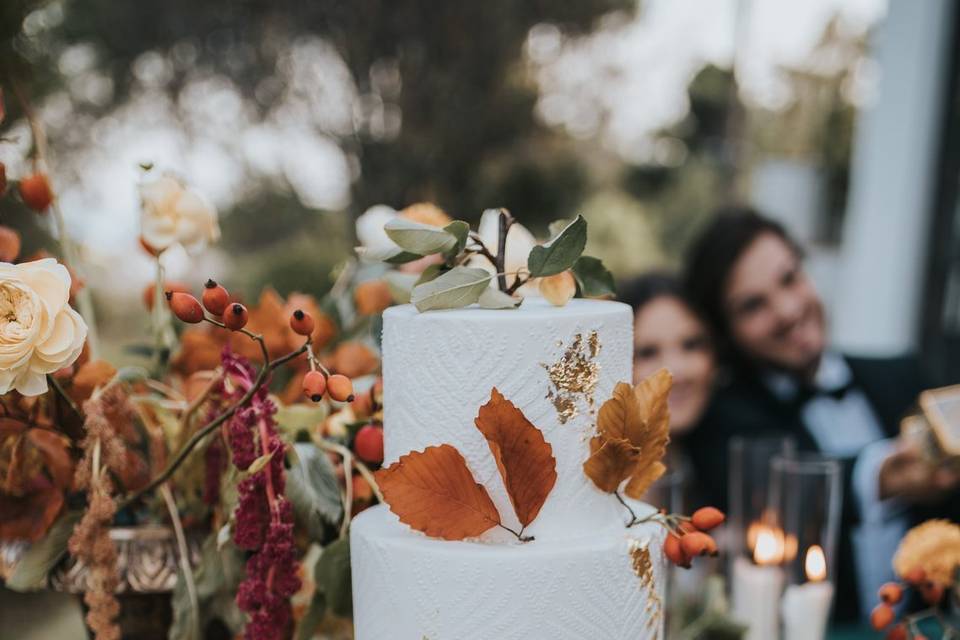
[355,204,399,251]
[0,259,88,396]
[468,209,540,295]
[140,175,220,254]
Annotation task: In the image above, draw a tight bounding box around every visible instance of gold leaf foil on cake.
[542,331,601,424]
[628,538,662,631]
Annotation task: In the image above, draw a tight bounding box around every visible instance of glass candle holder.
[728,436,796,640]
[769,454,842,640]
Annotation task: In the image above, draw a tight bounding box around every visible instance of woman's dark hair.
[619,271,700,318]
[683,205,803,341]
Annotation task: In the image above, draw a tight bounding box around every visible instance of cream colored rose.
[140,175,220,254]
[0,259,87,396]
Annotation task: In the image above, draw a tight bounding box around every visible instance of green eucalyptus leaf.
[5,511,81,591]
[410,267,492,311]
[572,256,616,298]
[355,245,424,264]
[383,272,420,305]
[478,287,523,309]
[443,220,470,256]
[315,537,352,618]
[285,443,343,542]
[527,215,587,277]
[115,365,150,383]
[414,264,445,287]
[384,217,458,255]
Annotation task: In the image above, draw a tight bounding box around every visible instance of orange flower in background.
[170,327,227,378]
[329,341,379,379]
[354,280,393,315]
[399,202,452,227]
[893,520,960,586]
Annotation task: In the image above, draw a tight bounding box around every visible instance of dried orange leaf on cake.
[583,436,641,493]
[375,444,501,540]
[474,388,557,527]
[596,381,645,443]
[623,368,672,499]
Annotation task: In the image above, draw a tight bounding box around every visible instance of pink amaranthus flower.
[217,350,301,640]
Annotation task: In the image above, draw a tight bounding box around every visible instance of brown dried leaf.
[474,388,557,527]
[624,369,672,499]
[0,488,64,542]
[583,369,672,497]
[375,444,501,540]
[583,436,641,493]
[26,428,74,490]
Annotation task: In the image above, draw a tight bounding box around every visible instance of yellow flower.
[139,175,219,254]
[0,259,87,395]
[893,519,960,585]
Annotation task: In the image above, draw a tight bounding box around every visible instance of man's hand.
[879,441,960,503]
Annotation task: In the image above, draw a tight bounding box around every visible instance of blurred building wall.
[831,0,955,356]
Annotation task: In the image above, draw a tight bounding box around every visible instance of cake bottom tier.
[350,505,666,640]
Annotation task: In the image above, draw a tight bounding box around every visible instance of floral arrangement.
[869,519,960,639]
[356,205,616,310]
[0,90,389,640]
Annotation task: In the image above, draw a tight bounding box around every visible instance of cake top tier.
[381,297,637,541]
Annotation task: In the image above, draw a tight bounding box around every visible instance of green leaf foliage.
[478,287,522,309]
[5,511,81,591]
[571,256,616,298]
[285,443,343,542]
[315,537,352,618]
[527,215,587,277]
[383,271,420,305]
[355,245,424,265]
[410,266,492,311]
[384,218,458,255]
[443,220,470,256]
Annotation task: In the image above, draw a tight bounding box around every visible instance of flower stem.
[615,491,641,527]
[151,258,166,377]
[160,483,199,637]
[495,209,513,293]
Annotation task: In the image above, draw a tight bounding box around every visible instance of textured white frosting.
[381,298,634,539]
[351,504,666,640]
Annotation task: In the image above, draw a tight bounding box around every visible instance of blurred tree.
[1,0,635,228]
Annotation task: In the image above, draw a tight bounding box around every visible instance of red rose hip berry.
[289,309,315,336]
[166,291,204,323]
[202,279,230,315]
[19,172,54,212]
[327,374,354,402]
[354,424,384,464]
[302,370,327,402]
[223,303,249,331]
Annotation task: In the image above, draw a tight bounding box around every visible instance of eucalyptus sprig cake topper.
[356,206,615,311]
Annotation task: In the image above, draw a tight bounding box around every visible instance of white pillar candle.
[732,526,785,640]
[780,545,834,640]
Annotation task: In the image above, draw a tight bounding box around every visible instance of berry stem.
[497,523,535,543]
[117,338,312,509]
[615,490,640,527]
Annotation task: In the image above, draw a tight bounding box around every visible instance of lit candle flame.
[805,545,827,582]
[753,526,784,565]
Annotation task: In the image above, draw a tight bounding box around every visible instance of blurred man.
[683,207,959,621]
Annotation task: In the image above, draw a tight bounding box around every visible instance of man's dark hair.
[683,206,803,346]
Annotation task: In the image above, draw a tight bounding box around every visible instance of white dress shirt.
[764,352,909,616]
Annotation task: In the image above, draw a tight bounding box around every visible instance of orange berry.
[680,531,713,558]
[302,371,327,402]
[903,567,926,585]
[664,533,691,569]
[0,225,20,262]
[289,309,315,337]
[202,279,230,316]
[920,581,944,605]
[885,625,907,640]
[878,582,902,605]
[223,303,248,331]
[166,291,204,323]
[144,281,189,310]
[327,374,354,403]
[870,603,894,631]
[351,390,375,418]
[19,172,53,212]
[691,507,726,531]
[354,424,384,464]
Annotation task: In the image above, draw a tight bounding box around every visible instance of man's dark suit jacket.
[682,355,935,621]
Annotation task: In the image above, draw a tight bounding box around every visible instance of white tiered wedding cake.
[350,297,667,640]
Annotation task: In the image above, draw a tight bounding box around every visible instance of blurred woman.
[621,273,716,436]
